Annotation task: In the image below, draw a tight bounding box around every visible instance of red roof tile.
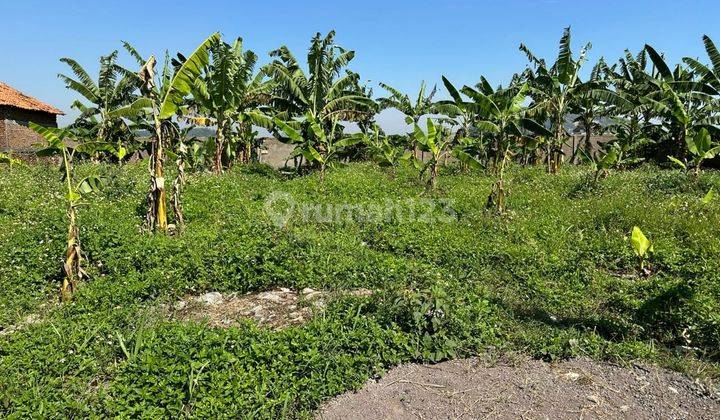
[0,82,64,115]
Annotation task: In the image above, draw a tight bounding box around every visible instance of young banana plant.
[413,118,454,191]
[29,123,103,301]
[274,113,362,182]
[356,125,412,179]
[629,226,654,274]
[585,144,619,181]
[667,128,720,179]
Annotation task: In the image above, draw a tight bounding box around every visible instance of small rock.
[620,405,629,412]
[350,288,373,297]
[173,301,187,311]
[669,386,679,394]
[304,290,323,300]
[289,312,304,322]
[198,292,224,306]
[563,372,581,381]
[259,292,283,303]
[587,395,601,405]
[279,287,291,293]
[301,288,315,295]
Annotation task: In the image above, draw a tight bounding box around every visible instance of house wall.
[0,106,58,153]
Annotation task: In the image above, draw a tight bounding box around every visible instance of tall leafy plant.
[412,119,454,190]
[133,33,220,232]
[58,51,144,160]
[667,128,720,178]
[265,31,375,169]
[29,123,103,300]
[521,27,592,173]
[192,37,273,172]
[273,113,361,181]
[378,81,437,154]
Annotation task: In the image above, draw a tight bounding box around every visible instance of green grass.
[0,162,719,417]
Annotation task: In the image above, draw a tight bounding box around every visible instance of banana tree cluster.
[191,37,273,173]
[265,31,376,170]
[135,33,220,233]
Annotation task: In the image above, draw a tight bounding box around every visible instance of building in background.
[0,82,64,154]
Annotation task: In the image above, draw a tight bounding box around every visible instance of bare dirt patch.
[319,356,719,419]
[169,288,372,330]
[0,313,42,336]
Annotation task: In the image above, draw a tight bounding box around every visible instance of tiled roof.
[0,82,64,115]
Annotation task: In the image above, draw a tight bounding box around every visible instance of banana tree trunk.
[428,161,438,191]
[61,147,82,301]
[61,204,81,301]
[549,116,564,174]
[172,153,186,231]
[244,140,251,164]
[214,118,226,174]
[147,116,168,232]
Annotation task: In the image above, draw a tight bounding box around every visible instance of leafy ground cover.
[0,162,719,417]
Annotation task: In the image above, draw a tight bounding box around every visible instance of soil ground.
[319,356,720,419]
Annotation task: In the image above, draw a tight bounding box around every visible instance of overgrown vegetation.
[1,163,719,417]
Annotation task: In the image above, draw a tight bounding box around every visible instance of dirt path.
[319,356,719,419]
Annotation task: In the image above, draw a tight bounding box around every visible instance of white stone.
[258,292,283,303]
[563,372,581,381]
[198,292,223,306]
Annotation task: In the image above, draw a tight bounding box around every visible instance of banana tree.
[58,51,144,160]
[377,81,437,155]
[459,82,552,170]
[265,31,375,170]
[437,76,480,139]
[520,27,592,173]
[641,44,717,160]
[355,124,412,179]
[568,58,620,162]
[412,118,454,190]
[191,37,273,172]
[273,113,361,182]
[29,123,103,301]
[129,33,220,232]
[667,128,720,178]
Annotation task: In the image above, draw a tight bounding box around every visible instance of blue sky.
[2,0,719,132]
